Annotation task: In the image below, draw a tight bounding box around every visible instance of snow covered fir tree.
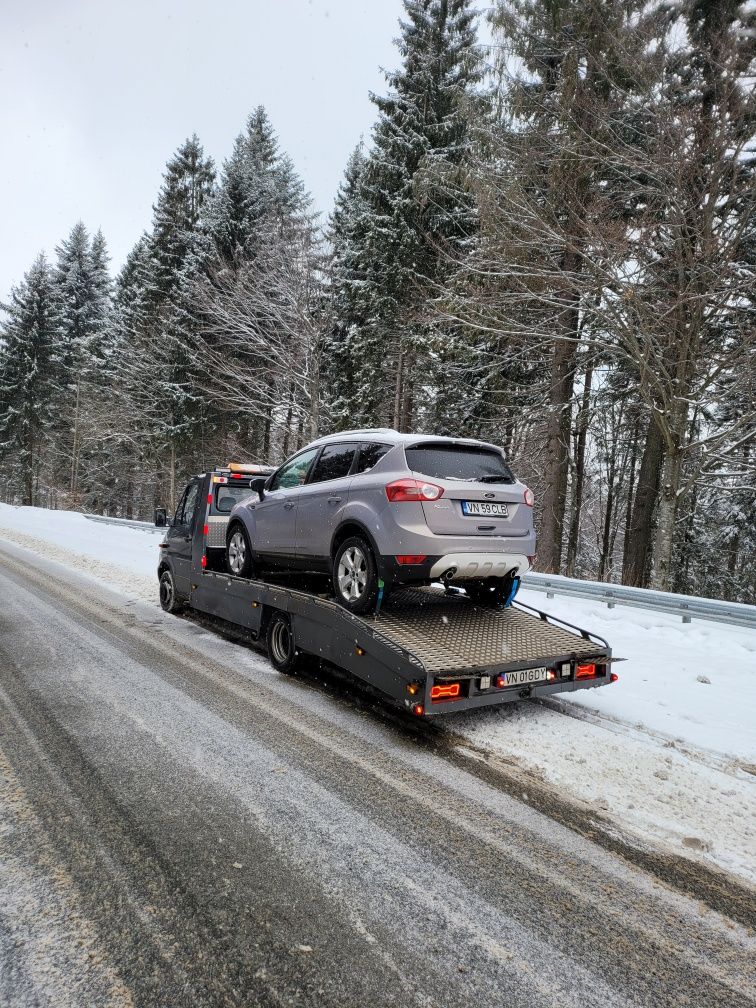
[0,0,753,603]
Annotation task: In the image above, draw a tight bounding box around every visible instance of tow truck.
[157,466,617,716]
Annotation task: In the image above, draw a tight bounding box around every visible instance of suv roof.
[306,428,505,454]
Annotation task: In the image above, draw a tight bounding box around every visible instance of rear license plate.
[462,500,509,517]
[498,666,548,687]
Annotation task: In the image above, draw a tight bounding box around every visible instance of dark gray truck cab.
[157,470,617,716]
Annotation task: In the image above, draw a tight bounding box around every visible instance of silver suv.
[226,429,536,613]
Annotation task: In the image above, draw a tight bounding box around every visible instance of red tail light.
[575,663,597,679]
[386,479,444,502]
[523,487,534,506]
[610,672,619,684]
[396,554,427,565]
[430,682,461,702]
[201,554,207,568]
[202,524,209,536]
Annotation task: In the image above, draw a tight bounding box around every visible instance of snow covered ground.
[1,503,754,885]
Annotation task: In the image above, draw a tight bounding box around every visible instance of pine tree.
[53,222,113,498]
[192,107,316,461]
[328,0,482,432]
[0,254,63,505]
[198,107,309,275]
[321,142,372,429]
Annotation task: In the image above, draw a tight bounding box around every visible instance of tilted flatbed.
[158,470,616,716]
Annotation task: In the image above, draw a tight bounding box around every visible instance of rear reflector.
[203,524,209,536]
[575,663,597,679]
[201,554,207,568]
[523,487,534,506]
[396,554,427,565]
[610,672,619,684]
[430,682,461,701]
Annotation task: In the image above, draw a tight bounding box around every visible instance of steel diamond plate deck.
[369,588,604,673]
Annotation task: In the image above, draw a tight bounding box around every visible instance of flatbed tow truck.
[158,468,617,717]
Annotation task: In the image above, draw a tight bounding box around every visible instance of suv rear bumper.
[382,552,530,584]
[429,553,530,580]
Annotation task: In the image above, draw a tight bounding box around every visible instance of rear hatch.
[405,442,529,538]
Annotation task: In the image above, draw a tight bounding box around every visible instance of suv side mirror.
[154,507,167,527]
[249,476,267,501]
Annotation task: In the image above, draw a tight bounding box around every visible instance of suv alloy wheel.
[333,536,380,615]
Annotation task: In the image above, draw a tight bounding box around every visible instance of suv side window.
[269,448,319,491]
[308,443,357,484]
[178,481,200,528]
[355,442,391,474]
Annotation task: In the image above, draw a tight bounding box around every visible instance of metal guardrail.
[83,513,160,532]
[521,572,756,630]
[81,513,755,629]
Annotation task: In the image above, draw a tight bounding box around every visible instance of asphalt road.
[0,540,754,1008]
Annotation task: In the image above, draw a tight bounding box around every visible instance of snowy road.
[1,539,755,1008]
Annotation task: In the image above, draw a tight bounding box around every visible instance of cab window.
[269,448,318,491]
[176,481,200,526]
[215,485,253,513]
[309,443,357,484]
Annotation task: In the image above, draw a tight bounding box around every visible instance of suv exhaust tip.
[441,567,457,582]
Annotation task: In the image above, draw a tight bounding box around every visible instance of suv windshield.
[405,444,515,483]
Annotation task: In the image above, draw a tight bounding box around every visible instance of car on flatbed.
[225,429,536,614]
[156,467,617,717]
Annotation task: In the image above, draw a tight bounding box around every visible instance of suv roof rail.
[332,427,398,437]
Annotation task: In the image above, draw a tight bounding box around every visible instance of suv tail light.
[385,479,444,502]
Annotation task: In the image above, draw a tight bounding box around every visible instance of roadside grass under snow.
[1,503,754,883]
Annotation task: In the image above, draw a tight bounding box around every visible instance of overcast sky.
[0,0,419,301]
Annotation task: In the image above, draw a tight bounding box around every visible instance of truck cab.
[157,464,274,608]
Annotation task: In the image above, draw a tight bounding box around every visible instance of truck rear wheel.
[266,611,311,676]
[159,569,184,614]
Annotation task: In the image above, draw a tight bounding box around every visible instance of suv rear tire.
[333,536,380,615]
[465,573,519,609]
[226,523,255,578]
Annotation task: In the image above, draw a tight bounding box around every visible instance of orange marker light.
[413,704,425,716]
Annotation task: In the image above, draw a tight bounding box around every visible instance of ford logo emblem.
[484,492,495,499]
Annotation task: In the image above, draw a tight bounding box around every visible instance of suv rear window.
[405,444,515,483]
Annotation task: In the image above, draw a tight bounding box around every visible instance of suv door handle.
[283,501,295,510]
[328,496,342,504]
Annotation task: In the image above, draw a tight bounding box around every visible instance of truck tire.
[159,569,184,614]
[332,536,380,615]
[226,523,255,578]
[266,611,311,676]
